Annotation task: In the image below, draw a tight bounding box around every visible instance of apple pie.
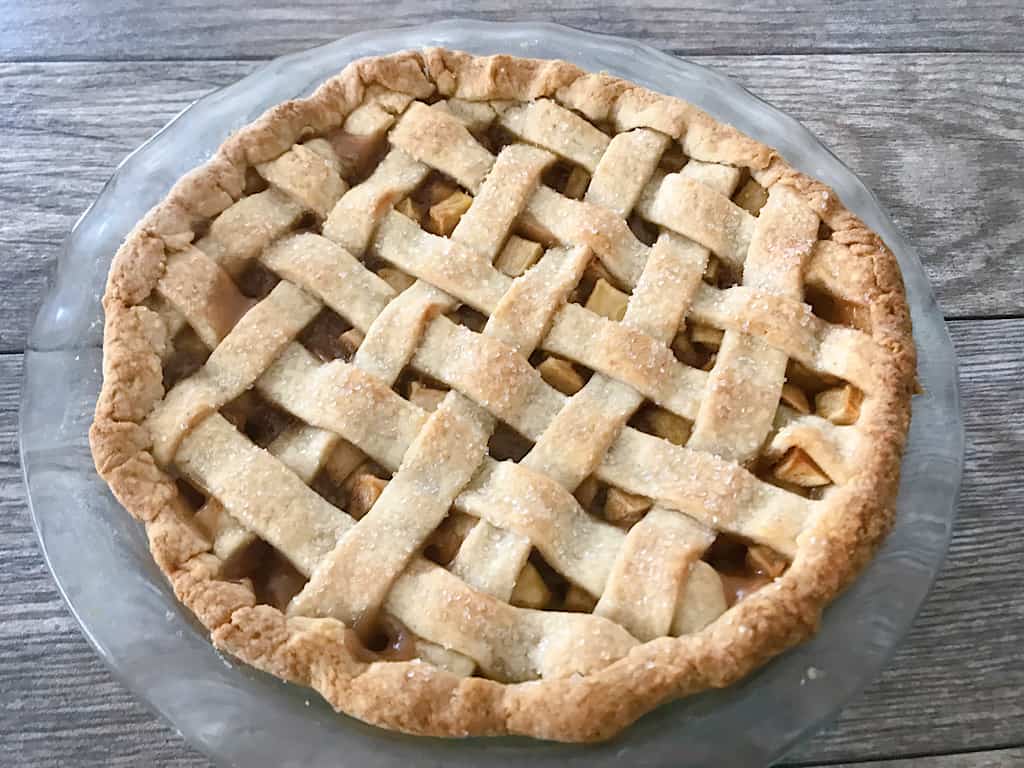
[90,48,916,742]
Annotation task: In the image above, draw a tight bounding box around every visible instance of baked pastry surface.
[90,48,916,742]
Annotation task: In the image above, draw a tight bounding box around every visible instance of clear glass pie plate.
[20,20,963,768]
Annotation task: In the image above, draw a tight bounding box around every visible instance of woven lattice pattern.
[134,84,881,685]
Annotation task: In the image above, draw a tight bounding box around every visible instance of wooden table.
[1,2,1021,765]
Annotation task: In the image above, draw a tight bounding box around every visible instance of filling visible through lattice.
[142,89,878,681]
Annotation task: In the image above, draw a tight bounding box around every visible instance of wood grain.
[815,749,1024,768]
[1,53,1020,352]
[0,0,1021,61]
[2,319,1021,766]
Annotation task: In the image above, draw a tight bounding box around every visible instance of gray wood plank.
[0,0,1020,62]
[801,749,1024,768]
[1,53,1020,353]
[2,318,1021,765]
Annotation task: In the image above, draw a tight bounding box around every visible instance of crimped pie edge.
[89,48,916,742]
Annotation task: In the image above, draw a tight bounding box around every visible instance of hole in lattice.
[347,470,389,520]
[707,256,743,290]
[573,259,630,312]
[191,219,211,242]
[393,195,426,230]
[243,166,269,195]
[163,326,210,389]
[754,454,818,499]
[629,402,695,449]
[376,264,416,294]
[252,547,308,611]
[669,329,716,372]
[494,234,543,278]
[407,169,475,239]
[484,123,518,155]
[488,422,533,463]
[508,554,552,610]
[589,118,616,138]
[703,533,788,608]
[602,485,652,530]
[425,187,474,237]
[804,285,872,332]
[174,477,207,513]
[422,511,476,567]
[310,465,348,510]
[323,129,388,184]
[817,220,833,240]
[412,170,468,208]
[627,214,658,246]
[360,251,389,274]
[222,392,294,448]
[541,161,590,200]
[774,375,862,441]
[314,459,389,519]
[298,308,355,362]
[362,629,391,653]
[784,359,843,398]
[396,368,450,410]
[689,322,725,354]
[294,210,319,232]
[532,353,593,398]
[198,533,262,584]
[513,214,560,250]
[573,475,607,518]
[731,174,769,218]
[349,613,417,661]
[520,550,569,611]
[450,305,488,333]
[524,549,598,614]
[658,142,687,172]
[236,260,281,300]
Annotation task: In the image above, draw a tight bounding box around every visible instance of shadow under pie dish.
[89,47,916,743]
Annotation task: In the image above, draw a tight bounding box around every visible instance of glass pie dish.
[20,20,963,767]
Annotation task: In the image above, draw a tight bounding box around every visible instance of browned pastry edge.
[89,48,917,742]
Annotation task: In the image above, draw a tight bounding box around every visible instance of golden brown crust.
[89,48,916,742]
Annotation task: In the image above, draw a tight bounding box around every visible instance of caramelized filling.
[484,123,518,155]
[784,359,842,397]
[412,171,461,207]
[252,549,307,610]
[627,214,658,246]
[163,326,210,389]
[423,511,476,566]
[243,165,269,194]
[236,261,281,300]
[298,309,353,362]
[527,551,572,608]
[804,284,871,332]
[488,422,533,462]
[451,305,487,333]
[573,475,606,516]
[237,396,294,448]
[347,613,418,662]
[310,466,348,510]
[719,573,774,607]
[155,107,857,666]
[704,534,789,607]
[324,130,387,183]
[174,477,206,512]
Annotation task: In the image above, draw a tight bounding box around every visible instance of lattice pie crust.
[90,49,915,742]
